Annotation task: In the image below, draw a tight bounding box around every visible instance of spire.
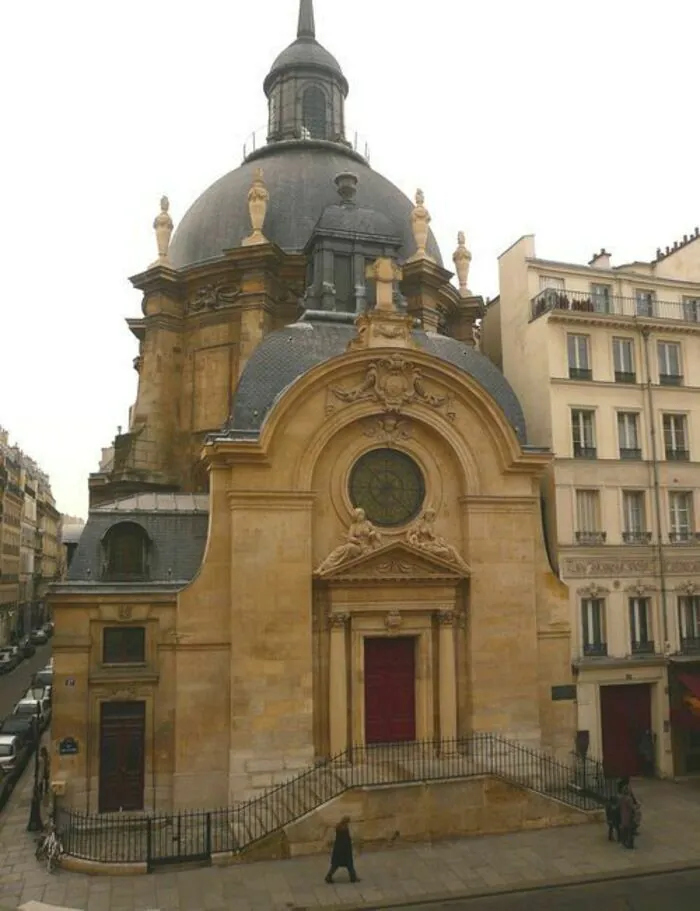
[297,0,315,38]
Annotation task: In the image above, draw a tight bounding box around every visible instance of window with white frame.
[612,337,636,383]
[678,596,700,646]
[617,412,641,458]
[567,334,591,379]
[669,491,694,542]
[581,598,606,656]
[635,289,655,317]
[575,490,603,543]
[662,413,689,460]
[682,296,700,323]
[591,283,612,313]
[622,491,648,543]
[629,597,653,652]
[539,276,565,292]
[571,409,596,458]
[657,341,683,385]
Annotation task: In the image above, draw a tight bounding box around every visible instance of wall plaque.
[551,685,577,702]
[58,737,79,756]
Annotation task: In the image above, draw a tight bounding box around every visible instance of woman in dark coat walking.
[325,816,360,883]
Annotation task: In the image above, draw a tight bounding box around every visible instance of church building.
[50,0,575,814]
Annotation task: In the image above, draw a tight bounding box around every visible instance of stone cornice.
[460,495,539,513]
[48,585,181,600]
[546,309,700,335]
[204,439,267,466]
[227,490,316,511]
[129,265,183,295]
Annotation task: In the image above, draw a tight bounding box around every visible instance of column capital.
[437,610,455,627]
[328,612,350,630]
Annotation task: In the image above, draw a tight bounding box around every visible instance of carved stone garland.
[187,282,241,313]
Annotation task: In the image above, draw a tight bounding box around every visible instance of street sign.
[58,737,79,756]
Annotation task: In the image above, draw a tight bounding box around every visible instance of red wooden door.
[364,637,416,744]
[600,684,651,778]
[99,701,146,813]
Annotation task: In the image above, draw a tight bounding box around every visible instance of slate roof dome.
[167,0,443,270]
[227,322,528,445]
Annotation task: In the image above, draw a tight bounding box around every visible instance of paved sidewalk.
[1,772,700,911]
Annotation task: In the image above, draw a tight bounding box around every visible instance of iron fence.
[56,733,610,869]
[530,287,700,324]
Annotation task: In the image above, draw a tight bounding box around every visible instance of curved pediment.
[314,540,470,583]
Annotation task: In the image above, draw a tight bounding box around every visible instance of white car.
[0,735,25,776]
[13,698,50,730]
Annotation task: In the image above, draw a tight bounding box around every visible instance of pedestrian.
[40,747,50,797]
[619,784,635,849]
[604,794,620,842]
[325,816,360,884]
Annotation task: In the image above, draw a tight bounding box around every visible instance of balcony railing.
[659,374,684,387]
[575,531,607,545]
[573,444,597,459]
[669,531,700,544]
[631,640,656,655]
[666,448,690,461]
[614,371,637,384]
[531,288,700,325]
[620,448,642,460]
[242,124,372,163]
[680,637,700,655]
[583,642,608,657]
[622,531,653,544]
[568,367,592,381]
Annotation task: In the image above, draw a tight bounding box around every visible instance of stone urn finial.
[408,188,434,262]
[152,195,174,265]
[453,230,472,297]
[241,168,270,246]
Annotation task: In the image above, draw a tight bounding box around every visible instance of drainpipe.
[641,326,669,645]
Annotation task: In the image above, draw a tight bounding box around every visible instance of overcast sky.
[1,0,697,518]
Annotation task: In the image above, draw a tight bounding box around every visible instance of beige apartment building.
[483,230,700,779]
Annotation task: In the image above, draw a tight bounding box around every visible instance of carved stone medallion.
[361,415,412,443]
[117,605,133,621]
[328,355,455,420]
[187,282,241,313]
[384,610,402,632]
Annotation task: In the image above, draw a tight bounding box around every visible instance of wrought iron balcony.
[631,640,656,655]
[659,374,684,386]
[620,448,642,460]
[531,287,700,325]
[568,367,592,381]
[614,371,637,384]
[666,448,690,461]
[681,637,700,655]
[583,642,608,657]
[575,531,607,545]
[573,444,597,459]
[669,531,699,544]
[622,531,652,544]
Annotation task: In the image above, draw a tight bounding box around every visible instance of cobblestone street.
[1,773,700,910]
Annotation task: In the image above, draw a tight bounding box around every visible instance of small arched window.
[103,522,150,581]
[301,86,327,140]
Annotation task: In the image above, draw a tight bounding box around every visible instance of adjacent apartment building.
[482,229,700,779]
[0,428,60,642]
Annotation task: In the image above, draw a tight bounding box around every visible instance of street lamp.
[26,703,43,832]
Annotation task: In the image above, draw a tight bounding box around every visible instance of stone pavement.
[1,772,700,911]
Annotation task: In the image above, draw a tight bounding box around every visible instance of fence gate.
[146,810,212,871]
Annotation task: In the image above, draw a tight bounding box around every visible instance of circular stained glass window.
[349,448,425,528]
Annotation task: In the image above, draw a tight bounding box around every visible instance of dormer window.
[301,86,327,139]
[102,522,150,582]
[334,254,353,311]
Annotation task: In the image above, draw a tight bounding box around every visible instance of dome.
[264,38,347,95]
[168,144,443,269]
[227,321,527,444]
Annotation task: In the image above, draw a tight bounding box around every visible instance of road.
[0,643,51,721]
[403,869,700,910]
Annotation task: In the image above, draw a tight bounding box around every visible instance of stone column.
[438,611,458,741]
[328,613,349,755]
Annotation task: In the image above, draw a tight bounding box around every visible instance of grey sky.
[1,0,697,517]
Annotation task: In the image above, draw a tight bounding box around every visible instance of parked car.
[0,716,36,750]
[13,698,50,732]
[0,653,15,675]
[19,638,35,659]
[42,622,54,638]
[0,768,14,811]
[0,734,30,781]
[23,688,51,716]
[29,629,48,646]
[32,667,53,688]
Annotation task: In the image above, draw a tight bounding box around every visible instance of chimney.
[588,248,611,269]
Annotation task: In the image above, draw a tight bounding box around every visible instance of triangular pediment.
[316,541,470,582]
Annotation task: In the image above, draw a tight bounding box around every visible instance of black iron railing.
[622,531,652,544]
[583,642,608,657]
[56,734,608,869]
[669,531,699,544]
[666,449,690,461]
[681,637,700,655]
[575,531,607,545]
[620,448,642,460]
[531,288,700,325]
[631,640,656,655]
